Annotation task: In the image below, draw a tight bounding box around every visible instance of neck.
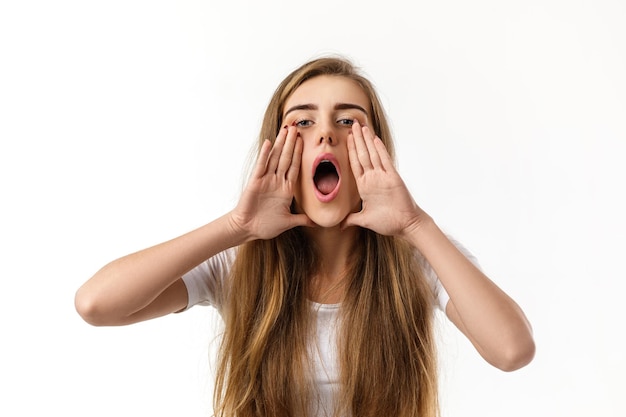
[305,225,359,304]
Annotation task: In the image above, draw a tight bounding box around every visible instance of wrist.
[223,211,255,245]
[401,214,440,249]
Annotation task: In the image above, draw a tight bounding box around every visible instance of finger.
[286,131,303,183]
[361,125,383,169]
[266,126,288,174]
[347,131,364,177]
[252,139,273,178]
[373,136,394,171]
[351,120,373,170]
[277,126,297,177]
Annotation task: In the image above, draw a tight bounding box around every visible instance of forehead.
[284,75,370,111]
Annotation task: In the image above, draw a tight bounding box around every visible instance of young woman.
[75,56,535,417]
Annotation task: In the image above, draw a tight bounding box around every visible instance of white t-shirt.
[181,238,477,416]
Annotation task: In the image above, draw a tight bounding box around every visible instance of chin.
[307,210,349,229]
[294,196,360,229]
[310,217,343,229]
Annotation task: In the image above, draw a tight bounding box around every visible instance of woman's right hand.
[229,126,313,241]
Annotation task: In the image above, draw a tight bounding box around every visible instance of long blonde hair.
[215,57,439,417]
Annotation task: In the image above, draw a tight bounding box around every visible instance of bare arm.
[404,220,535,371]
[74,215,247,326]
[75,126,311,326]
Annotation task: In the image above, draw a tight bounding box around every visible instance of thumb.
[341,212,365,230]
[289,213,316,229]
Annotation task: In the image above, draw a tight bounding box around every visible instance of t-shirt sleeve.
[181,247,236,311]
[418,236,480,312]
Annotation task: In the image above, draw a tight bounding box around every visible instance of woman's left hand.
[341,121,429,237]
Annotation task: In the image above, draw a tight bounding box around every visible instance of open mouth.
[312,154,341,202]
[314,160,340,195]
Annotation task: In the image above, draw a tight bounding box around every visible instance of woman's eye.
[296,119,313,127]
[338,118,355,126]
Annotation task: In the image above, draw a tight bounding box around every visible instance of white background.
[1,1,625,416]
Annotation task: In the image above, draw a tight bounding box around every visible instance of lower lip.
[314,180,341,202]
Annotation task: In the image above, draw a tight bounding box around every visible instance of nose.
[318,119,336,145]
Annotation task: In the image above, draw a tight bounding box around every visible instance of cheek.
[293,153,311,196]
[344,171,360,201]
[298,145,315,180]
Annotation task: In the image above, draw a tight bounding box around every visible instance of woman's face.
[282,75,372,228]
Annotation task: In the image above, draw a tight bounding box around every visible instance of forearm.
[405,218,535,371]
[75,212,248,325]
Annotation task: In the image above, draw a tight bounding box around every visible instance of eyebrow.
[283,103,369,118]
